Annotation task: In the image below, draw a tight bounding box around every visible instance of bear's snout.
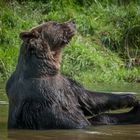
[64,21,76,39]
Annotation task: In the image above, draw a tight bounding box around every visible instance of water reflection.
[6,125,140,140]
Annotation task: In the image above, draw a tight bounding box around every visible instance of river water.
[0,82,140,140]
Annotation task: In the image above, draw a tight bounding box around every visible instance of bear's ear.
[19,30,39,41]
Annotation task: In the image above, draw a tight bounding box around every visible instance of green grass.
[0,0,140,86]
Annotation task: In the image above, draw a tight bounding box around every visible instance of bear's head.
[18,21,76,77]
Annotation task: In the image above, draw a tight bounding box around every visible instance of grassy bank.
[0,0,140,86]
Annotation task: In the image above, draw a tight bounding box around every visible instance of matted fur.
[6,21,140,129]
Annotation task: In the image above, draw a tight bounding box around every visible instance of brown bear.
[6,21,140,129]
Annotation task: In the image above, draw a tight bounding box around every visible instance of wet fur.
[6,21,140,129]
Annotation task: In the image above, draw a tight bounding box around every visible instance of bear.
[6,21,140,129]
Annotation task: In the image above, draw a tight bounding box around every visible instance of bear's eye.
[53,22,58,26]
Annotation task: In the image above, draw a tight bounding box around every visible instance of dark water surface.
[0,82,140,140]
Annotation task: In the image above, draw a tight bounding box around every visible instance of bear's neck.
[15,53,60,79]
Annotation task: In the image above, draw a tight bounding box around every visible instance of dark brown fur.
[6,21,140,130]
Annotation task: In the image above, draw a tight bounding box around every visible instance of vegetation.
[0,0,140,86]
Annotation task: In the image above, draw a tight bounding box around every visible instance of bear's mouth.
[63,21,76,45]
[63,23,76,45]
[68,30,76,39]
[63,30,76,44]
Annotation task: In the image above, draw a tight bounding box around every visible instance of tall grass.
[0,0,140,85]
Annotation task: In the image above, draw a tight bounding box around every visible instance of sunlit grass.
[0,0,140,84]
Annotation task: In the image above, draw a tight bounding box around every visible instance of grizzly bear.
[6,21,140,129]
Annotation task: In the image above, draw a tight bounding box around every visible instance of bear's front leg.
[77,90,137,115]
[88,101,140,125]
[93,91,137,113]
[69,78,138,115]
[88,92,138,112]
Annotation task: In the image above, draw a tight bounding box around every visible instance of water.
[0,82,140,140]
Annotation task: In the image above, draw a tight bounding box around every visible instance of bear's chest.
[9,78,77,109]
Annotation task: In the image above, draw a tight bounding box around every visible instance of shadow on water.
[0,82,140,140]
